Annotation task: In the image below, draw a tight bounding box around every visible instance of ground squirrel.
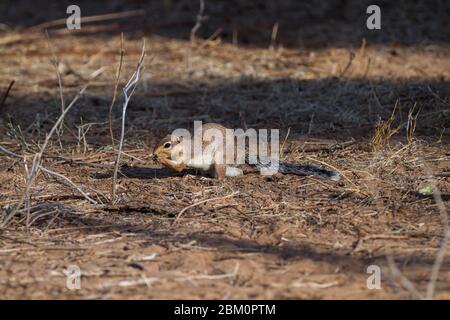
[152,122,340,181]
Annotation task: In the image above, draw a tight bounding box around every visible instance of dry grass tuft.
[370,100,401,151]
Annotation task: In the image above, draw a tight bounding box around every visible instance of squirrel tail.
[277,162,340,181]
[251,155,340,181]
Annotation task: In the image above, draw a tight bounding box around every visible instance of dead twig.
[109,33,125,150]
[427,226,450,299]
[280,127,291,159]
[0,145,98,206]
[420,154,449,300]
[28,10,145,32]
[111,41,146,203]
[174,191,239,224]
[190,0,206,43]
[1,68,104,226]
[387,255,423,299]
[187,0,207,73]
[0,80,15,111]
[45,31,65,134]
[340,51,355,77]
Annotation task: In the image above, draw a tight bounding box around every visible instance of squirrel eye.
[163,142,172,149]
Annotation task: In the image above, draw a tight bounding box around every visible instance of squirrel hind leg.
[225,166,243,177]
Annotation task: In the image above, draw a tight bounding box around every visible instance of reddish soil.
[0,0,449,299]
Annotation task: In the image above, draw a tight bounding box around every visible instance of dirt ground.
[0,0,449,299]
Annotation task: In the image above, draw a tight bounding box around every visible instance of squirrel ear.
[176,136,183,143]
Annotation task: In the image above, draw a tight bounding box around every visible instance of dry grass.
[370,101,401,152]
[0,0,449,299]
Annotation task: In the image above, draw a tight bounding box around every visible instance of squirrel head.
[152,134,183,162]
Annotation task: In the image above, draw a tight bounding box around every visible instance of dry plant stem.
[109,33,125,149]
[427,226,450,299]
[386,149,448,300]
[28,10,145,32]
[387,255,424,299]
[174,191,239,224]
[420,153,449,300]
[1,68,103,226]
[280,127,291,159]
[305,156,353,186]
[406,103,420,144]
[190,0,206,42]
[270,22,279,49]
[340,51,355,77]
[111,42,146,204]
[187,0,206,73]
[0,80,15,110]
[41,166,98,204]
[45,31,65,132]
[371,99,401,151]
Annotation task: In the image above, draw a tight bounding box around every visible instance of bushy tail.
[277,161,340,181]
[250,155,340,181]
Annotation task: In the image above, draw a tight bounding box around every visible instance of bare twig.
[0,138,98,207]
[111,41,146,203]
[41,166,98,204]
[1,68,104,226]
[0,80,15,110]
[427,226,450,299]
[185,262,240,281]
[270,22,279,49]
[340,51,355,77]
[305,156,353,186]
[420,154,449,300]
[109,33,125,149]
[28,10,145,32]
[174,191,239,224]
[387,255,424,299]
[280,127,291,159]
[190,0,206,42]
[45,31,65,133]
[385,148,449,300]
[187,0,207,73]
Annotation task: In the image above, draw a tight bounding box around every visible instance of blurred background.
[1,0,449,48]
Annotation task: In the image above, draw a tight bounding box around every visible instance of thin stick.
[111,41,146,203]
[45,31,65,133]
[41,166,98,204]
[427,226,450,299]
[190,0,206,42]
[187,0,206,73]
[109,33,125,150]
[421,153,450,300]
[270,22,279,49]
[0,137,98,206]
[1,68,103,226]
[0,80,15,110]
[187,262,239,281]
[387,255,423,299]
[280,127,291,159]
[305,156,354,186]
[174,191,239,224]
[340,51,355,77]
[28,10,145,32]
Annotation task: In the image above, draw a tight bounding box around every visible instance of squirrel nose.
[151,153,158,161]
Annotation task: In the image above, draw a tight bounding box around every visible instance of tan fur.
[152,123,231,180]
[152,122,340,181]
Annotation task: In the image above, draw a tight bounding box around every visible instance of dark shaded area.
[2,77,449,145]
[1,0,449,48]
[26,206,450,273]
[411,192,450,202]
[92,164,198,180]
